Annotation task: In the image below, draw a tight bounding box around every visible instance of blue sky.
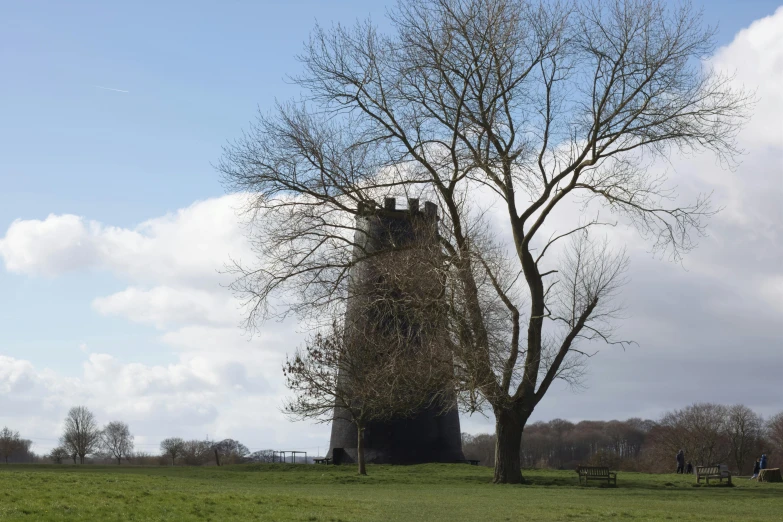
[2,0,778,225]
[1,1,782,453]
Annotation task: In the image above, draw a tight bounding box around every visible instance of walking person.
[760,453,767,471]
[676,449,685,474]
[751,458,760,479]
[686,461,693,474]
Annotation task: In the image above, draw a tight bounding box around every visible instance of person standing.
[760,454,767,471]
[676,449,685,474]
[686,461,693,474]
[751,458,761,479]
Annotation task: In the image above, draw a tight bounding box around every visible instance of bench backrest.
[580,466,610,477]
[696,466,720,476]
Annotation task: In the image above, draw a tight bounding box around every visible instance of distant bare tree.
[657,403,730,467]
[726,404,763,474]
[283,318,453,475]
[767,412,783,460]
[247,450,276,463]
[181,440,212,466]
[0,427,21,464]
[213,439,250,466]
[48,446,70,464]
[61,406,101,464]
[462,432,497,467]
[219,0,752,483]
[160,438,186,465]
[100,421,134,465]
[127,451,165,466]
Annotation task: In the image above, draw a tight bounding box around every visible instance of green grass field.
[1,463,781,521]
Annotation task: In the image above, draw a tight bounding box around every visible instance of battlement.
[357,197,437,219]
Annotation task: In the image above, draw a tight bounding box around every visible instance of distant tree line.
[0,427,35,464]
[157,437,273,466]
[463,403,783,474]
[4,405,276,466]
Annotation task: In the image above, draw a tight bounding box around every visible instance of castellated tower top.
[357,197,438,220]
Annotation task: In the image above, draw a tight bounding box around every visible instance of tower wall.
[327,198,464,464]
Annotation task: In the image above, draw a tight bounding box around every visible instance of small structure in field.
[272,450,307,464]
[758,468,782,483]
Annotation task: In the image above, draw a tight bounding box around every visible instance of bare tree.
[283,318,453,475]
[48,446,71,465]
[181,440,212,466]
[767,412,783,461]
[219,0,751,483]
[61,406,101,464]
[101,421,134,465]
[213,439,250,466]
[247,449,276,463]
[657,403,731,467]
[160,437,186,465]
[462,432,497,467]
[726,404,763,474]
[0,427,21,464]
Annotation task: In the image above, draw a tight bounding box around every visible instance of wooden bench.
[313,457,332,465]
[577,466,617,486]
[696,465,731,485]
[456,459,480,466]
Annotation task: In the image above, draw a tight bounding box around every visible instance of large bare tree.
[219,0,751,482]
[61,406,101,464]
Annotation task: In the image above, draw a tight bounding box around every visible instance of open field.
[1,464,781,521]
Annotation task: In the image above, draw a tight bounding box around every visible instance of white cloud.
[92,286,240,329]
[711,6,783,149]
[0,214,102,276]
[0,195,253,288]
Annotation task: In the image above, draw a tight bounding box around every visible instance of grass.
[1,463,781,521]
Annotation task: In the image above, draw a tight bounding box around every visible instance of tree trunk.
[214,449,221,466]
[117,456,121,465]
[357,425,367,476]
[493,406,525,484]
